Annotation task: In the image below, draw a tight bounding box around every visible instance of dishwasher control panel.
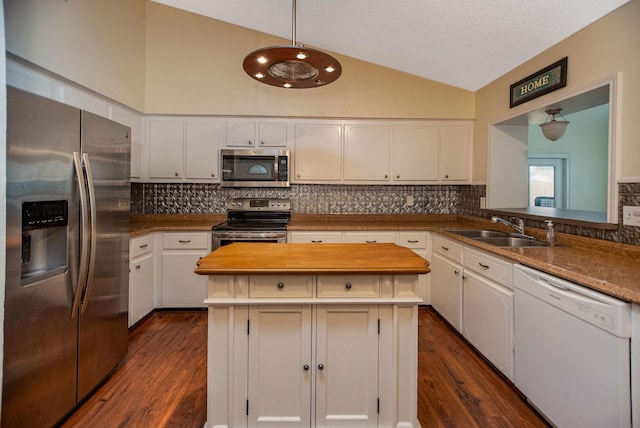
[513,264,631,337]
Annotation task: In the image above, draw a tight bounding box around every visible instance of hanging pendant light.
[243,0,342,89]
[539,108,570,141]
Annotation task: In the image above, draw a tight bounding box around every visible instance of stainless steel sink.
[472,236,549,247]
[448,229,509,238]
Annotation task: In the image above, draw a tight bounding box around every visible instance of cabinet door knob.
[211,173,216,178]
[260,141,264,145]
[174,172,179,177]
[277,282,284,289]
[396,175,400,179]
[135,264,141,269]
[384,174,388,179]
[248,140,253,145]
[303,364,310,371]
[345,283,352,290]
[317,364,325,371]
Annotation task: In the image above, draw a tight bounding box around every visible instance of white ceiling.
[150,0,628,91]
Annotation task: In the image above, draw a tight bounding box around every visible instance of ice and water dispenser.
[21,200,68,284]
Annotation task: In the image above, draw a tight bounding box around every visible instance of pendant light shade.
[243,0,341,88]
[539,108,570,141]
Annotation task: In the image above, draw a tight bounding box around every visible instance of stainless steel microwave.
[220,149,290,187]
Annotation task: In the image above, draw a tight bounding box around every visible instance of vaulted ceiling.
[150,0,628,91]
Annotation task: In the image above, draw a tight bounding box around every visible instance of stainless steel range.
[212,198,291,250]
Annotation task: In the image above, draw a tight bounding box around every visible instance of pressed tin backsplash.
[131,183,485,216]
[131,182,640,246]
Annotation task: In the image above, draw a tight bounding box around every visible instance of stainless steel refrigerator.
[3,86,131,427]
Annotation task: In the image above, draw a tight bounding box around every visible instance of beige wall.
[144,2,475,119]
[474,0,640,181]
[4,0,146,112]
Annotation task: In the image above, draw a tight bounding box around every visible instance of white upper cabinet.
[392,124,440,182]
[343,124,391,182]
[148,119,184,179]
[441,123,472,181]
[185,121,222,180]
[146,117,222,182]
[293,123,343,182]
[292,119,472,185]
[226,120,287,147]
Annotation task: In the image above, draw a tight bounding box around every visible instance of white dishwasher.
[513,264,632,428]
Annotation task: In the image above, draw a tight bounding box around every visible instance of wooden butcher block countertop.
[195,243,431,275]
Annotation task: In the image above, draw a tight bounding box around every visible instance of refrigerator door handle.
[80,153,98,314]
[72,152,90,319]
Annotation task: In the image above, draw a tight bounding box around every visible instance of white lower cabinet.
[288,231,344,243]
[430,235,463,331]
[248,304,313,427]
[462,246,514,380]
[161,232,210,308]
[206,274,420,428]
[129,234,155,327]
[247,304,380,427]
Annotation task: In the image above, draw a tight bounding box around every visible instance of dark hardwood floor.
[60,307,548,427]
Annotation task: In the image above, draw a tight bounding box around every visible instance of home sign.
[509,57,568,108]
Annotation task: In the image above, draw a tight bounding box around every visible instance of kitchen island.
[196,242,430,428]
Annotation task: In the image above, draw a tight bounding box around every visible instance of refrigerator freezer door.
[77,111,131,401]
[3,87,81,428]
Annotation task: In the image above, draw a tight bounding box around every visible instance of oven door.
[212,231,287,250]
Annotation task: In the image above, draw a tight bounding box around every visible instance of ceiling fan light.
[242,0,342,89]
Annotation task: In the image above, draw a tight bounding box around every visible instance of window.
[528,156,569,209]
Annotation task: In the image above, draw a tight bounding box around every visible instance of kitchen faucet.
[491,216,534,239]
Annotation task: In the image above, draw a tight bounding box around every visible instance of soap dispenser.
[545,220,556,246]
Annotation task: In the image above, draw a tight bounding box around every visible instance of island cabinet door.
[247,305,313,428]
[315,305,379,428]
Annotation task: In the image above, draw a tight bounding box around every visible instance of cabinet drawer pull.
[365,240,377,243]
[178,240,191,243]
[139,244,148,248]
[135,264,141,269]
[311,240,323,243]
[345,283,352,290]
[441,246,449,251]
[277,282,284,289]
[318,364,325,371]
[303,364,309,371]
[478,262,490,269]
[407,240,419,243]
